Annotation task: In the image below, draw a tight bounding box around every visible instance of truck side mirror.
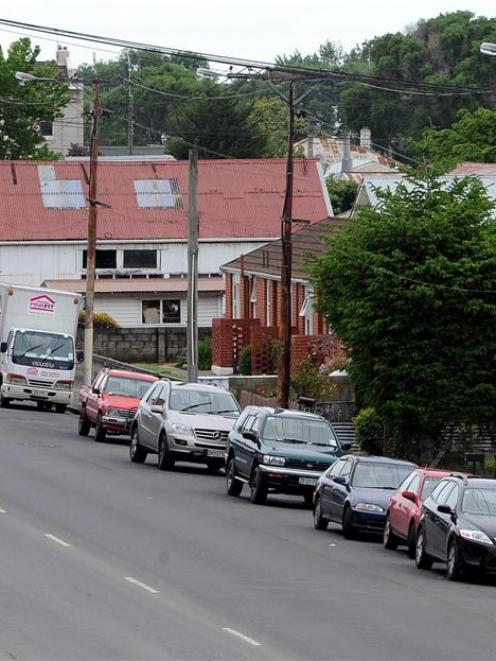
[76,350,84,364]
[0,342,7,353]
[92,387,100,395]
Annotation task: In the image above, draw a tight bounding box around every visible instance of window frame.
[123,249,158,270]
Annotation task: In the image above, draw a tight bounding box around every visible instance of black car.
[313,455,415,538]
[225,406,350,506]
[415,474,496,580]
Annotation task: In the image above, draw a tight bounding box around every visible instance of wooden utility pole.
[187,149,199,383]
[277,81,295,408]
[83,78,101,386]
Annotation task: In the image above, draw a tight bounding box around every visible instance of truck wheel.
[250,467,268,505]
[94,415,107,443]
[55,404,66,414]
[78,410,91,437]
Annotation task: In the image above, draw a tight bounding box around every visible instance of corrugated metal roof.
[0,159,329,242]
[295,137,396,169]
[42,277,224,294]
[222,217,348,280]
[451,163,496,176]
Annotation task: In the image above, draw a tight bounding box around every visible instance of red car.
[78,368,158,442]
[383,468,452,558]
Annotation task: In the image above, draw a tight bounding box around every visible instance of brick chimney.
[56,45,70,70]
[341,133,353,173]
[360,126,371,150]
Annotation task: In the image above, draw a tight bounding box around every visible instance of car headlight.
[262,454,285,466]
[354,503,384,513]
[6,373,27,385]
[459,529,493,545]
[171,422,193,436]
[55,381,72,391]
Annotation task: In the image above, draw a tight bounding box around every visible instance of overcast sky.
[1,1,495,67]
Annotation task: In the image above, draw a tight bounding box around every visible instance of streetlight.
[480,42,496,57]
[16,70,101,387]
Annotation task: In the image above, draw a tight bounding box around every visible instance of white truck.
[0,283,82,412]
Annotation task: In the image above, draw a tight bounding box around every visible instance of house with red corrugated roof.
[0,158,331,335]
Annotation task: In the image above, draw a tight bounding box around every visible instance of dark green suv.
[225,406,350,506]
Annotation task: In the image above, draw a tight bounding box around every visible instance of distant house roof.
[221,217,347,281]
[295,136,396,172]
[450,162,496,176]
[0,158,331,243]
[42,277,224,295]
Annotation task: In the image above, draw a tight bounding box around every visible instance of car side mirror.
[333,475,348,486]
[151,403,164,414]
[0,341,7,353]
[76,350,84,364]
[437,504,454,515]
[92,387,100,395]
[341,442,352,452]
[402,490,417,503]
[242,430,257,442]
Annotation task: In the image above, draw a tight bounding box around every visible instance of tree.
[165,90,268,159]
[326,178,358,214]
[249,96,306,157]
[411,108,496,167]
[0,39,70,159]
[311,176,496,463]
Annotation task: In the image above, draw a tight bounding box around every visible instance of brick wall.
[251,325,279,375]
[211,318,260,369]
[225,273,233,319]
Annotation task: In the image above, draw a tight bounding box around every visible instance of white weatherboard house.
[0,158,332,332]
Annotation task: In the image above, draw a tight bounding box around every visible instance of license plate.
[33,390,47,398]
[207,449,224,458]
[299,477,318,486]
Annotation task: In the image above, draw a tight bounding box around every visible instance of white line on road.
[0,509,6,514]
[124,576,159,594]
[44,533,71,548]
[222,627,262,647]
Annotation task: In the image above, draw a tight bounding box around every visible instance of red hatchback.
[383,468,452,558]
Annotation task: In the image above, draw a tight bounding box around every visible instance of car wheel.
[383,513,399,550]
[313,496,328,530]
[226,458,243,496]
[342,506,356,539]
[250,467,268,505]
[55,404,66,414]
[415,526,433,570]
[157,434,175,471]
[129,427,147,464]
[94,415,107,443]
[407,522,417,559]
[206,459,224,474]
[78,409,91,437]
[447,539,464,581]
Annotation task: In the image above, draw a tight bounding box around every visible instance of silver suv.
[129,380,240,472]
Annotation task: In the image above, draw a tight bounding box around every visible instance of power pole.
[277,81,295,408]
[83,78,101,386]
[126,50,134,156]
[187,148,199,383]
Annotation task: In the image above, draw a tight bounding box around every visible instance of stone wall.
[76,326,210,364]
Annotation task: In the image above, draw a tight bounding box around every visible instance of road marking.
[0,509,6,514]
[44,533,71,548]
[222,627,262,647]
[124,576,159,594]
[329,543,336,547]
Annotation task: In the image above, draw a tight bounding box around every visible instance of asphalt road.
[0,405,495,661]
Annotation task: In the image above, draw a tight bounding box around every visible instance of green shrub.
[354,407,384,455]
[78,310,120,329]
[271,339,281,371]
[238,345,252,375]
[198,337,212,371]
[291,359,336,401]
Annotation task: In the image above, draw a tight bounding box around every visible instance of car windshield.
[104,376,154,398]
[353,463,412,489]
[169,388,239,415]
[421,477,442,499]
[462,488,496,516]
[12,330,74,370]
[262,416,338,448]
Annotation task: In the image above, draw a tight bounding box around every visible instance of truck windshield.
[12,331,74,370]
[104,377,154,399]
[262,416,338,448]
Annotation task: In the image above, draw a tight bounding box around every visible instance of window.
[352,462,413,489]
[261,416,338,448]
[83,249,117,269]
[134,178,181,208]
[398,471,416,493]
[437,483,455,506]
[144,383,161,403]
[445,485,460,510]
[462,488,496,515]
[38,165,86,209]
[142,300,161,324]
[408,474,421,495]
[421,477,443,499]
[39,120,53,137]
[431,481,451,504]
[242,416,255,432]
[123,250,157,269]
[162,300,180,324]
[169,387,239,415]
[340,460,352,480]
[104,376,156,399]
[327,460,346,477]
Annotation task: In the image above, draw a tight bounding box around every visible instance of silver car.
[129,380,240,472]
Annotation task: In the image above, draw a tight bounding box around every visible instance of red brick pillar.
[225,273,233,319]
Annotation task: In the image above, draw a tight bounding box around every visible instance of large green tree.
[412,108,496,167]
[0,38,70,159]
[311,176,496,463]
